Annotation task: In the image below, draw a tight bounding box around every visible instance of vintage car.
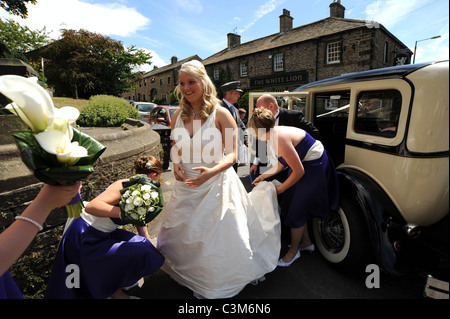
[249,61,449,298]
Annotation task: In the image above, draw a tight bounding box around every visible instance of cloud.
[133,48,167,72]
[365,0,426,29]
[173,0,203,14]
[168,18,226,54]
[239,0,287,34]
[415,30,449,62]
[2,0,150,39]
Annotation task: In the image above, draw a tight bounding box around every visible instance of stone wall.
[0,118,161,231]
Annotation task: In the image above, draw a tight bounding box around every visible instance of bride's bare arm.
[169,110,185,181]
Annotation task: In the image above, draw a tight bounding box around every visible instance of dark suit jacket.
[220,99,248,171]
[278,108,320,140]
[220,99,248,145]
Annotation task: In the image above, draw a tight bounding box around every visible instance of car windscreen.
[138,104,155,112]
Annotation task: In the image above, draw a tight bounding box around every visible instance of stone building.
[202,0,412,93]
[124,0,412,101]
[122,55,201,103]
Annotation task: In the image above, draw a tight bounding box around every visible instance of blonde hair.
[248,107,275,135]
[134,156,163,175]
[174,60,219,120]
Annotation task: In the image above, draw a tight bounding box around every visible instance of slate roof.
[142,55,201,77]
[203,17,373,65]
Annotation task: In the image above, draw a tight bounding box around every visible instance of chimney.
[171,56,178,64]
[279,9,293,32]
[227,32,241,49]
[330,0,345,18]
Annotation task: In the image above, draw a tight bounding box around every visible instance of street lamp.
[413,35,441,63]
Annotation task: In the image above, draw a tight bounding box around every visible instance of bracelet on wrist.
[15,215,43,231]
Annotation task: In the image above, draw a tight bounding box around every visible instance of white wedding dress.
[157,108,281,299]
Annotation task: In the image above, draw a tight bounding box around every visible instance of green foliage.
[0,0,37,19]
[0,18,49,54]
[28,59,48,88]
[238,90,265,114]
[169,91,179,105]
[41,29,152,98]
[77,95,138,127]
[152,97,166,105]
[9,227,62,299]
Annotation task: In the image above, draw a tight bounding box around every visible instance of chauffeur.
[220,81,248,172]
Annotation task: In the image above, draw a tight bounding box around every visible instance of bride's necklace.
[192,109,199,119]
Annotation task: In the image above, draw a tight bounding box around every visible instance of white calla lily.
[6,102,37,131]
[34,129,88,166]
[49,106,80,140]
[0,75,54,133]
[57,142,88,166]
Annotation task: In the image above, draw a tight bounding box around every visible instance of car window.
[314,91,351,117]
[150,108,160,117]
[355,90,402,137]
[138,104,155,112]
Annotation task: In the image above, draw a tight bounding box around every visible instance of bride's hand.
[173,163,185,181]
[184,166,211,187]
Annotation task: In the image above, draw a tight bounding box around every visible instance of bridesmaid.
[249,108,339,267]
[45,156,165,299]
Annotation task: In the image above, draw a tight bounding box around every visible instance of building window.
[168,77,171,85]
[213,68,219,80]
[240,61,248,77]
[383,41,389,64]
[160,79,163,86]
[274,53,284,72]
[326,41,341,64]
[151,77,155,83]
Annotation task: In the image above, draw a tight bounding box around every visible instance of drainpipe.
[315,37,320,81]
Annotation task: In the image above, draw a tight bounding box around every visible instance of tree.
[42,29,151,98]
[0,18,49,54]
[0,0,37,18]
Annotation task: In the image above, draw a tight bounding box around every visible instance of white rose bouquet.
[0,75,106,219]
[119,174,164,227]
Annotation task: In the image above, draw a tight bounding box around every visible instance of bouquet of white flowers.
[119,174,164,227]
[0,75,106,220]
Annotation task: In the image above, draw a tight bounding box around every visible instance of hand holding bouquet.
[0,75,106,219]
[119,174,164,227]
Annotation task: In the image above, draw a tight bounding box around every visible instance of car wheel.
[312,196,372,272]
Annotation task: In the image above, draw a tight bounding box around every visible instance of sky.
[1,0,448,72]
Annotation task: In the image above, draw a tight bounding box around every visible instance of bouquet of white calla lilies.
[0,74,106,219]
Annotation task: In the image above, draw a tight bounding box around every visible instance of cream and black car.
[249,60,449,298]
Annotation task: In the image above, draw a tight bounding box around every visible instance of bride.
[157,60,280,299]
